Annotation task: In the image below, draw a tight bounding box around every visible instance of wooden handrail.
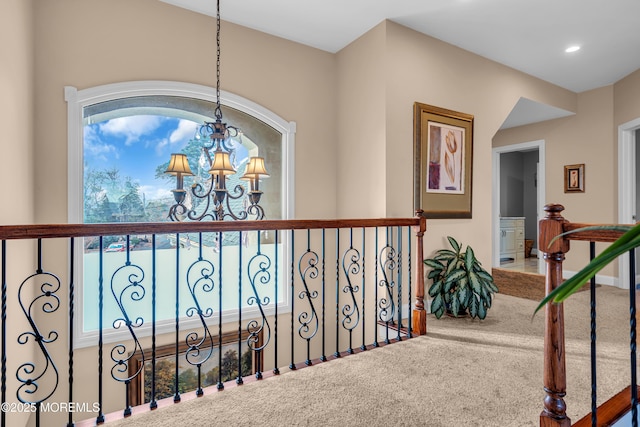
[573,386,640,427]
[0,215,428,336]
[0,217,421,240]
[562,222,631,243]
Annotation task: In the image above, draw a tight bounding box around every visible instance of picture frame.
[564,163,585,193]
[414,102,474,219]
[128,329,262,406]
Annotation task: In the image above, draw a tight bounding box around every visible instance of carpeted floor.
[107,286,635,427]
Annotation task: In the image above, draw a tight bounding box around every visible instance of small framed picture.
[564,164,585,193]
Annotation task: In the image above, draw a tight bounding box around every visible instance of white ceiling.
[159,0,640,128]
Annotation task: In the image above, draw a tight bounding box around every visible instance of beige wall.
[494,86,616,273]
[336,23,387,218]
[1,2,35,426]
[33,0,338,222]
[1,0,34,223]
[614,68,640,128]
[357,21,577,266]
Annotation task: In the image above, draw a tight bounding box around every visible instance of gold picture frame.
[564,163,585,193]
[128,329,262,406]
[414,102,474,218]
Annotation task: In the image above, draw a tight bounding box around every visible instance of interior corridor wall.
[379,21,578,268]
[1,2,36,426]
[493,86,616,275]
[33,0,339,223]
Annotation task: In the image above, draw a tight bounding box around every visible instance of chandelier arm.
[220,184,249,221]
[185,185,218,221]
[246,203,265,221]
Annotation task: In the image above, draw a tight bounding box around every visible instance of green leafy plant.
[424,236,498,319]
[534,223,640,315]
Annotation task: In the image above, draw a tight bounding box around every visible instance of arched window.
[66,81,295,347]
[66,81,295,224]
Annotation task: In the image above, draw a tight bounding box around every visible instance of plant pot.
[445,304,468,318]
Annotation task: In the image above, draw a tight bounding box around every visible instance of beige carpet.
[107,286,636,427]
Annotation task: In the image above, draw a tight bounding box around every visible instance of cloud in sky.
[169,119,198,146]
[99,115,165,145]
[155,138,170,156]
[139,184,173,201]
[84,125,118,161]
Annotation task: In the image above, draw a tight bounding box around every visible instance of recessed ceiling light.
[565,46,581,53]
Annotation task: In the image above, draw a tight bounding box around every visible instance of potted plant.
[424,236,498,319]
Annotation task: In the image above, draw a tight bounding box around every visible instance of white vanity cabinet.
[499,217,525,264]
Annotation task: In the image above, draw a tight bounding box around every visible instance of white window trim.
[65,81,296,348]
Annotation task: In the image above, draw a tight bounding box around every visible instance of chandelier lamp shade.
[165,0,269,221]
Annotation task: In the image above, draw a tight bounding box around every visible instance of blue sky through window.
[84,115,250,209]
[84,115,198,202]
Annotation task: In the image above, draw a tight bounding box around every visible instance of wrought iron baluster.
[68,238,75,427]
[184,232,215,396]
[341,228,361,354]
[174,233,181,403]
[274,230,280,375]
[321,229,327,362]
[151,234,158,409]
[237,231,243,385]
[108,236,145,416]
[298,229,319,365]
[290,229,295,370]
[361,228,366,352]
[217,231,224,390]
[335,228,340,358]
[246,230,272,380]
[97,237,104,424]
[589,241,597,427]
[16,239,61,424]
[1,240,5,427]
[397,226,403,341]
[630,248,638,427]
[407,226,412,338]
[373,228,379,347]
[378,229,397,344]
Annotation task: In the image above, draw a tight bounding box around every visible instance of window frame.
[66,81,296,348]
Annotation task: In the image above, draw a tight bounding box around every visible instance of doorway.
[492,140,546,275]
[618,119,640,289]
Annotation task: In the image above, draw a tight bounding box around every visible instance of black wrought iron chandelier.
[165,0,269,222]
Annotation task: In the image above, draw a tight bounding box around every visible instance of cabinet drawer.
[501,219,517,228]
[500,218,525,228]
[516,228,524,239]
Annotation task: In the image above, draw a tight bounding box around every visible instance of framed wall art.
[414,102,474,218]
[564,163,585,193]
[128,329,262,406]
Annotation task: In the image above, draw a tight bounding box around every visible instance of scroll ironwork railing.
[0,216,426,427]
[539,204,639,427]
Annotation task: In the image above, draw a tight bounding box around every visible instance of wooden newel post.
[539,204,571,427]
[412,210,427,335]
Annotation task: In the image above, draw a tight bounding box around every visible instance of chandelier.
[165,0,269,221]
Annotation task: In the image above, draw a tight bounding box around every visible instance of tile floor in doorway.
[499,256,540,274]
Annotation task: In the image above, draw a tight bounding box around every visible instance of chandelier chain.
[215,0,222,120]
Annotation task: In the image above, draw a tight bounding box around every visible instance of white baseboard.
[562,270,617,288]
